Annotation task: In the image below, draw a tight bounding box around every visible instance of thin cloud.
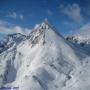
[0,20,30,35]
[6,12,25,20]
[60,4,84,22]
[7,12,17,19]
[47,9,53,16]
[19,14,24,20]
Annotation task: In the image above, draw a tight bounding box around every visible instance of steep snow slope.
[0,33,26,87]
[0,20,90,90]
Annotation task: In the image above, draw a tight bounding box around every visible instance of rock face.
[0,20,90,90]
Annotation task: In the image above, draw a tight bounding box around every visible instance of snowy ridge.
[68,23,90,44]
[0,20,90,90]
[76,23,90,42]
[0,33,26,53]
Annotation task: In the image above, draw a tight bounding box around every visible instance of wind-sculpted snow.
[0,20,90,90]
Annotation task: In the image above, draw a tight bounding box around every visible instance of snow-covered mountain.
[66,23,90,55]
[0,20,90,90]
[66,23,90,44]
[0,33,26,53]
[75,23,90,42]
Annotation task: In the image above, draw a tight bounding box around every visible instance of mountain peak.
[34,19,54,31]
[39,19,51,30]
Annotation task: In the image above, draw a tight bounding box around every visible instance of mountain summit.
[0,20,90,90]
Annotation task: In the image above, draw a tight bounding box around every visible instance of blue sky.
[0,0,90,39]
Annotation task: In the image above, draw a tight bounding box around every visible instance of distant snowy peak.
[0,33,26,53]
[7,33,26,43]
[66,23,90,44]
[74,23,90,42]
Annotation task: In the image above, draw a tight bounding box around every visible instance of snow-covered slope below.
[0,20,90,90]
